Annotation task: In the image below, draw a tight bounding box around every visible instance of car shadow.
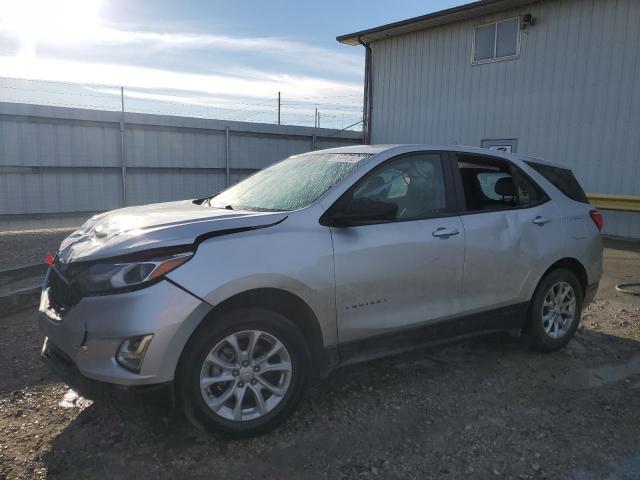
[41,327,640,479]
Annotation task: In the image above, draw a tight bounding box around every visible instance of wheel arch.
[523,257,587,349]
[179,288,333,379]
[537,257,588,297]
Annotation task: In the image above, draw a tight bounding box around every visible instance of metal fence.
[0,102,362,231]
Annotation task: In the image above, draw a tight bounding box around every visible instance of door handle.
[532,216,552,226]
[432,227,460,238]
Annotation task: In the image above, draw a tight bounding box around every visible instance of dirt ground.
[1,242,639,480]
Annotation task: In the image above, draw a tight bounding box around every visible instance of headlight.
[74,252,193,296]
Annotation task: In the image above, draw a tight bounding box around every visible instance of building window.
[473,18,519,63]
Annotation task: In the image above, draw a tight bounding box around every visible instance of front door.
[330,152,465,349]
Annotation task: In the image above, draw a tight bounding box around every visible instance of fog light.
[116,334,153,373]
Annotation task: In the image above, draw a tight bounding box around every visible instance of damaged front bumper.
[40,335,174,404]
[38,278,212,387]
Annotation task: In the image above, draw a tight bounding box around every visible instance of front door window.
[349,153,448,221]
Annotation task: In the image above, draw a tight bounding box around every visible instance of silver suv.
[39,145,603,437]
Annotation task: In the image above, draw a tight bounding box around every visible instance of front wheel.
[524,268,584,351]
[177,308,310,438]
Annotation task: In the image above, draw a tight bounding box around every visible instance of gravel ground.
[1,244,639,480]
[0,230,73,271]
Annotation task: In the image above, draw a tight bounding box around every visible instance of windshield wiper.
[201,198,233,209]
[204,203,278,212]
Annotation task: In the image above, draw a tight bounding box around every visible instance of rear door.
[452,153,564,314]
[329,151,465,346]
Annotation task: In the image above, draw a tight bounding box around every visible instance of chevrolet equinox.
[39,145,603,437]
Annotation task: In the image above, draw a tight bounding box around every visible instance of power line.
[0,76,363,129]
[224,106,278,123]
[0,84,119,100]
[0,75,122,90]
[280,105,362,113]
[0,84,285,115]
[0,98,120,110]
[285,93,364,100]
[323,119,364,138]
[123,95,276,112]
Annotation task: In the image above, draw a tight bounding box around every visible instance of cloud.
[0,23,364,78]
[0,11,364,126]
[0,55,362,99]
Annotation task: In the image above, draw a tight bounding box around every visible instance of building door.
[481,139,518,153]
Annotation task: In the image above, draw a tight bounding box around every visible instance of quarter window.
[525,161,589,204]
[474,18,519,63]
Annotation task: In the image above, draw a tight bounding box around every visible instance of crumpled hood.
[57,200,287,263]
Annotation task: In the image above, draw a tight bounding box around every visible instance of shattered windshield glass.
[208,153,370,212]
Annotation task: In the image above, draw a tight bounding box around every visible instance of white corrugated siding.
[0,103,361,230]
[369,0,640,238]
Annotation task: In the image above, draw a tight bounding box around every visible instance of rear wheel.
[525,268,584,351]
[177,308,309,438]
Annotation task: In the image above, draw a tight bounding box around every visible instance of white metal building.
[338,0,640,238]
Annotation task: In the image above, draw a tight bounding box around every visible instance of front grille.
[47,266,81,316]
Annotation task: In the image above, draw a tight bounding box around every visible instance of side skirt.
[336,302,529,368]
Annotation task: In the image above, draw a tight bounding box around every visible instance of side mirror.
[331,198,398,226]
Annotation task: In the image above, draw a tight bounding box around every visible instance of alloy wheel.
[199,330,292,421]
[541,281,576,339]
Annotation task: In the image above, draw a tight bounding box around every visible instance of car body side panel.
[458,200,563,312]
[516,159,603,286]
[166,203,338,348]
[559,203,604,285]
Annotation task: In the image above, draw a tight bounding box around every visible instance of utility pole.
[277,91,281,125]
[225,127,230,187]
[312,107,318,151]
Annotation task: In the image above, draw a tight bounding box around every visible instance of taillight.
[589,209,603,231]
[45,251,55,265]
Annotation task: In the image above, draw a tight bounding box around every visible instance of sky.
[0,0,467,128]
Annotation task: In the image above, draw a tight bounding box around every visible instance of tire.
[524,268,584,351]
[176,308,310,438]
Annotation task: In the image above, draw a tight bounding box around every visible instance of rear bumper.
[584,281,599,306]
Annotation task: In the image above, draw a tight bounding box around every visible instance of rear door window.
[476,172,512,200]
[525,161,589,204]
[457,157,547,212]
